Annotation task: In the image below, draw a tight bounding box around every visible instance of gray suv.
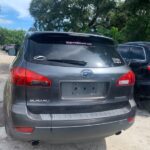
[3,32,136,143]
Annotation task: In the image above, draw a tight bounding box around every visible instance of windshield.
[26,35,124,68]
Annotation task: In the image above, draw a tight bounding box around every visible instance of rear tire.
[5,122,11,137]
[139,99,150,112]
[135,96,150,112]
[3,103,13,138]
[4,112,13,138]
[0,102,4,127]
[134,95,143,109]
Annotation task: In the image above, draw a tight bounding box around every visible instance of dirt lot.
[0,50,150,150]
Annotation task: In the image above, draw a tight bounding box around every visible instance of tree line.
[0,0,149,47]
[0,28,25,46]
[29,0,150,42]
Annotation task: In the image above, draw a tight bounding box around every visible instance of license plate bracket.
[61,82,108,99]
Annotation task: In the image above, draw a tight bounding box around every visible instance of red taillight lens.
[128,117,135,123]
[11,67,52,87]
[117,71,135,86]
[15,127,34,133]
[147,66,150,71]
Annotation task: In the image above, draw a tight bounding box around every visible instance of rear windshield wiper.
[47,59,87,66]
[33,56,87,66]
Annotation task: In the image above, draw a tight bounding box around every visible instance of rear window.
[26,34,124,68]
[118,45,146,61]
[130,46,145,60]
[117,46,130,59]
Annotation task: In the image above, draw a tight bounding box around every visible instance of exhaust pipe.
[115,131,122,135]
[31,140,40,146]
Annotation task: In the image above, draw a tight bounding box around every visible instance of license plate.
[61,82,108,99]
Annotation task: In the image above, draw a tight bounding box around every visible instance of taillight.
[116,71,135,86]
[147,66,150,71]
[15,126,34,133]
[11,67,52,87]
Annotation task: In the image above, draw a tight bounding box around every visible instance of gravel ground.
[0,50,150,150]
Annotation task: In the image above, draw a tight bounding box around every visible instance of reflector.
[15,127,34,133]
[128,117,135,123]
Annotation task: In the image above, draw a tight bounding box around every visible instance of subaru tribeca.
[3,32,136,143]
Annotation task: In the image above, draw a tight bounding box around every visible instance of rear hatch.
[24,33,133,114]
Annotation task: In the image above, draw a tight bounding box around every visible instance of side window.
[117,46,130,59]
[130,46,145,60]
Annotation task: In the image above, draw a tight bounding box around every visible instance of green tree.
[0,28,7,45]
[30,0,116,32]
[103,0,150,42]
[0,27,25,47]
[29,0,150,42]
[122,0,150,41]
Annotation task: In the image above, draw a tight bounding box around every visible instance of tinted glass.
[117,46,130,59]
[27,35,124,68]
[130,46,145,60]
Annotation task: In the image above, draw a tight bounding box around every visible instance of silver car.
[3,32,136,143]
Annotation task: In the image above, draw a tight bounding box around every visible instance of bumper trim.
[51,107,130,121]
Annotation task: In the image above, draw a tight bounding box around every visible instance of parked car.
[0,45,3,50]
[117,42,150,111]
[2,44,16,52]
[3,32,136,143]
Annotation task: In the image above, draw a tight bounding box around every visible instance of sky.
[0,0,33,30]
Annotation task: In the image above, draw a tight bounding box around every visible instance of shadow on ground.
[0,102,4,127]
[0,128,106,150]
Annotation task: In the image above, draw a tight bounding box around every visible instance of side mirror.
[8,48,16,56]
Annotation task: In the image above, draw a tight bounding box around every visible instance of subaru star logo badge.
[81,69,93,78]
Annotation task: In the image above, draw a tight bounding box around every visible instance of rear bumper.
[8,99,136,143]
[10,119,132,143]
